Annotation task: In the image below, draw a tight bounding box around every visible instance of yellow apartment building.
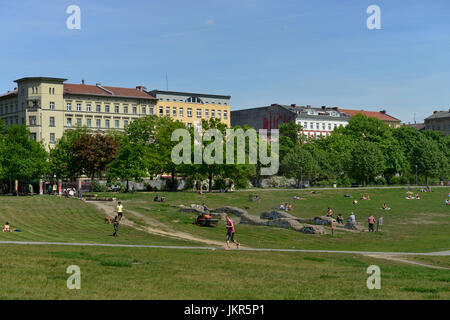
[0,77,231,149]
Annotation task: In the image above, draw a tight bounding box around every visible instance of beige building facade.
[0,77,231,149]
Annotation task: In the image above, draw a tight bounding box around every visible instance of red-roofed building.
[1,77,230,149]
[338,109,402,128]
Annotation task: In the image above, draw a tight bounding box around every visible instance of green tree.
[49,127,90,180]
[71,133,120,180]
[409,136,447,184]
[280,145,318,187]
[350,141,385,185]
[0,125,49,192]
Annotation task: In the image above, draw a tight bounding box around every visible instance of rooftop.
[425,110,450,120]
[338,108,401,122]
[64,83,156,100]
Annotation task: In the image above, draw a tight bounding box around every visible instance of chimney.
[433,111,438,114]
[136,86,147,92]
[291,104,296,107]
[96,83,101,86]
[81,79,85,85]
[380,110,386,114]
[321,105,326,110]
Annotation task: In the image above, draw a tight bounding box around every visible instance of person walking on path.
[225,215,240,250]
[368,215,375,232]
[117,201,123,220]
[377,216,383,232]
[112,216,120,237]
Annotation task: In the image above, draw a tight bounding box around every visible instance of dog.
[104,216,113,224]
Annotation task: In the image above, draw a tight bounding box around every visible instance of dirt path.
[364,254,450,270]
[89,200,225,247]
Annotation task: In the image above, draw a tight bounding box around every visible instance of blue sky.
[1,0,449,123]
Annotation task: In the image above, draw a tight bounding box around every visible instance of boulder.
[212,206,248,216]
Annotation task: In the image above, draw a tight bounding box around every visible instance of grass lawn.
[0,188,448,299]
[0,195,198,246]
[96,187,450,252]
[1,244,449,300]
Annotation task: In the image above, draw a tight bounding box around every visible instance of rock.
[212,206,248,216]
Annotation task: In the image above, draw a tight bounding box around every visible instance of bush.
[213,177,227,190]
[389,176,408,185]
[92,180,108,192]
[337,176,352,187]
[375,177,386,185]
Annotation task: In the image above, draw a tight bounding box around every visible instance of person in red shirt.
[225,216,240,250]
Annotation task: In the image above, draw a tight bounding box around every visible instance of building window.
[142,107,146,115]
[96,105,101,112]
[205,109,209,118]
[67,118,72,127]
[105,119,110,129]
[115,120,119,129]
[115,105,119,113]
[87,118,92,128]
[224,111,228,119]
[50,133,55,144]
[133,106,137,115]
[196,109,202,118]
[187,108,192,117]
[77,103,82,111]
[217,110,221,119]
[30,133,37,141]
[123,105,128,114]
[172,107,177,117]
[49,88,52,94]
[67,103,72,111]
[49,117,55,127]
[96,119,101,128]
[322,123,325,130]
[149,107,154,115]
[86,104,91,112]
[76,118,82,127]
[29,116,36,126]
[50,102,55,110]
[166,107,170,116]
[159,107,163,115]
[179,108,184,117]
[211,110,215,118]
[187,123,192,128]
[124,120,128,128]
[105,105,110,113]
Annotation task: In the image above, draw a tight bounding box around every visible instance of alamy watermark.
[66,5,81,30]
[366,5,381,30]
[366,265,381,290]
[66,265,81,290]
[171,128,279,176]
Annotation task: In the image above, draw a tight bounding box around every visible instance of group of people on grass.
[279,203,293,211]
[326,207,383,232]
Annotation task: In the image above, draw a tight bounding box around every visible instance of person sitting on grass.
[381,203,391,210]
[2,222,11,232]
[336,213,344,224]
[160,196,166,202]
[154,195,159,202]
[326,207,333,217]
[348,212,356,224]
[445,199,450,206]
[361,194,370,200]
[415,193,420,200]
[353,200,358,204]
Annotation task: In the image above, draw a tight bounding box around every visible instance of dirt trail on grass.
[89,200,225,247]
[365,254,450,270]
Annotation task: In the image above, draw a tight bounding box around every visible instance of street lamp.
[415,165,418,186]
[300,166,303,189]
